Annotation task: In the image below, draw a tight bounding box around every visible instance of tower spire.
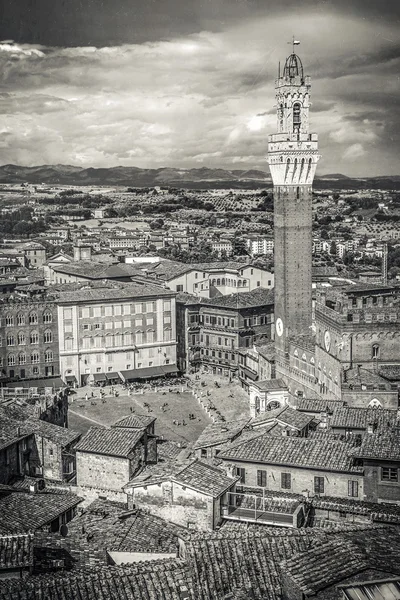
[287,36,300,55]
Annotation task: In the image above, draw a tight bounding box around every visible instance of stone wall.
[363,459,400,503]
[76,452,130,492]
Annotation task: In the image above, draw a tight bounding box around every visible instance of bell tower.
[267,49,320,360]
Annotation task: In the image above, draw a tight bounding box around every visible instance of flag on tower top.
[293,40,300,45]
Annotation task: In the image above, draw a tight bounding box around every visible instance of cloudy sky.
[0,0,399,176]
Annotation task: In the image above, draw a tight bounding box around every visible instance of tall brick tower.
[267,49,320,364]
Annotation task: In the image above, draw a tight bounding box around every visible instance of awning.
[119,364,178,382]
[93,373,107,383]
[65,375,77,384]
[106,372,121,381]
[240,366,259,381]
[6,377,65,389]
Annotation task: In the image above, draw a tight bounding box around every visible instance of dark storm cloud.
[2,0,399,47]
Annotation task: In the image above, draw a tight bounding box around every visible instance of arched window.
[124,332,133,346]
[147,330,154,343]
[222,278,226,285]
[7,354,15,366]
[44,330,52,343]
[238,280,242,288]
[217,279,221,286]
[17,313,25,326]
[5,315,14,327]
[18,332,26,346]
[105,334,114,348]
[6,334,15,346]
[293,102,301,130]
[18,353,26,365]
[372,344,379,359]
[163,328,172,342]
[30,332,39,344]
[45,350,53,363]
[135,331,143,345]
[31,352,40,364]
[29,312,38,325]
[43,311,52,324]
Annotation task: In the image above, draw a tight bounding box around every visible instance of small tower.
[267,48,320,362]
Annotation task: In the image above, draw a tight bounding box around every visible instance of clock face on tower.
[324,330,331,352]
[276,318,284,337]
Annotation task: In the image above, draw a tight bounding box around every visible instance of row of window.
[3,351,54,366]
[78,316,163,331]
[202,349,236,361]
[3,312,52,326]
[1,331,53,346]
[67,300,171,320]
[235,468,360,497]
[64,329,173,350]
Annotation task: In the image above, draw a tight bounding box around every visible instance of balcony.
[222,491,306,528]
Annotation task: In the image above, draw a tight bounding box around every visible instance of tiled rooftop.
[0,534,33,570]
[0,559,195,600]
[0,406,80,448]
[253,378,287,392]
[55,280,174,304]
[112,414,156,430]
[0,491,82,534]
[75,427,145,458]
[355,430,400,461]
[173,460,239,498]
[329,406,399,431]
[281,527,400,596]
[202,287,274,309]
[193,418,250,450]
[294,397,345,413]
[157,440,184,461]
[219,432,362,473]
[251,406,314,431]
[62,498,186,558]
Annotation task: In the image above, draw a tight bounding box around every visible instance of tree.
[232,237,248,257]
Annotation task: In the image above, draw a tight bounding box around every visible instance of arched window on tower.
[293,102,301,132]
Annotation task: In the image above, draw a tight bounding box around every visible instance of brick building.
[176,287,274,376]
[0,294,59,384]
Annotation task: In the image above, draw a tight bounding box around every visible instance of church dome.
[283,53,304,81]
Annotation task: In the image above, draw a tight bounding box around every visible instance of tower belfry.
[267,47,320,362]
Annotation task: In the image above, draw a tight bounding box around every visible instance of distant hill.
[0,164,399,190]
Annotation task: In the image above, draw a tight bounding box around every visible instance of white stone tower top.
[267,51,320,186]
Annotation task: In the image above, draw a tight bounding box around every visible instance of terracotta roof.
[355,431,400,461]
[219,432,362,474]
[0,534,33,570]
[56,281,173,303]
[0,559,195,600]
[281,527,400,596]
[112,414,156,430]
[280,538,369,595]
[329,407,399,432]
[193,418,250,450]
[202,287,274,309]
[0,406,80,448]
[251,406,314,431]
[157,440,184,461]
[252,378,287,392]
[61,498,186,558]
[0,491,82,534]
[75,427,145,458]
[173,460,238,498]
[294,397,345,413]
